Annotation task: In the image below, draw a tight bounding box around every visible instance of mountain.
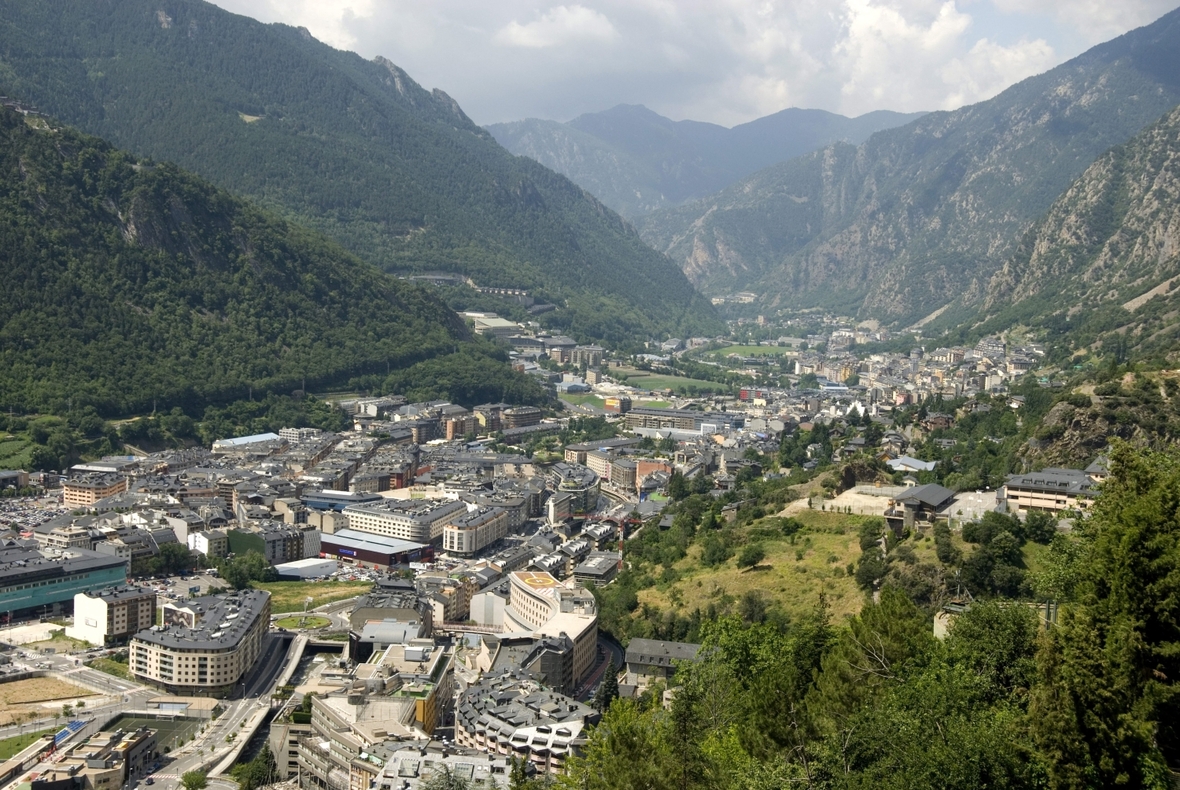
[0,106,548,415]
[487,104,924,218]
[637,8,1180,326]
[0,0,720,344]
[972,103,1180,362]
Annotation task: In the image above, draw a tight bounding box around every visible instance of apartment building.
[67,586,156,647]
[442,506,509,557]
[129,590,270,697]
[63,474,128,508]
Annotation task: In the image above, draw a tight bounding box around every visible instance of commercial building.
[66,586,156,647]
[319,529,431,570]
[274,558,337,580]
[33,727,159,790]
[0,547,127,618]
[129,590,270,697]
[1002,468,1098,513]
[455,670,598,774]
[343,499,468,544]
[63,474,128,508]
[503,571,598,687]
[442,506,509,557]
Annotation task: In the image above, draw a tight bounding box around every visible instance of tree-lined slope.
[638,8,1180,323]
[0,0,719,343]
[488,104,923,219]
[0,107,484,415]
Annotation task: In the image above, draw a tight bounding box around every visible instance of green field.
[103,715,202,751]
[0,729,54,760]
[88,657,131,681]
[0,438,32,469]
[707,345,791,356]
[252,580,372,613]
[615,368,723,392]
[559,393,605,408]
[274,615,331,629]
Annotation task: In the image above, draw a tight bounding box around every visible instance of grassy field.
[253,580,372,613]
[639,510,874,624]
[615,367,723,392]
[0,678,95,726]
[26,631,92,652]
[274,615,331,629]
[0,437,32,469]
[88,657,131,681]
[706,345,791,357]
[559,393,605,408]
[0,729,54,760]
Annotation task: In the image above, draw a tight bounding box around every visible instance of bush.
[1024,510,1059,544]
[737,543,766,568]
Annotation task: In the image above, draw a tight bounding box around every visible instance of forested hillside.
[0,107,545,415]
[638,8,1180,325]
[563,443,1180,789]
[0,0,720,343]
[488,104,922,219]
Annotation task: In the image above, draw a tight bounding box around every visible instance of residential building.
[442,506,509,557]
[187,529,228,559]
[129,590,270,696]
[63,474,128,508]
[66,586,156,647]
[454,670,598,774]
[621,638,702,698]
[1002,468,1098,513]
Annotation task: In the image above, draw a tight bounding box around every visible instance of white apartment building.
[66,586,157,647]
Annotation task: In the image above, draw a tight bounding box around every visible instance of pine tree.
[593,659,619,713]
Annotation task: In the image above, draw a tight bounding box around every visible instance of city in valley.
[0,310,1094,788]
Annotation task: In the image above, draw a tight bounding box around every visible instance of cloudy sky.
[208,0,1179,127]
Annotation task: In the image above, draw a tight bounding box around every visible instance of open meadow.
[0,677,96,726]
[252,580,372,613]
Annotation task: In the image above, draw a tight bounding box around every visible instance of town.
[0,310,1105,790]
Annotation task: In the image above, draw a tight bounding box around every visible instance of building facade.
[129,590,270,697]
[343,499,468,544]
[442,506,509,557]
[67,586,156,647]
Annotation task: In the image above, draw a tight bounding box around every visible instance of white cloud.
[205,0,1177,125]
[495,6,618,48]
[990,0,1178,43]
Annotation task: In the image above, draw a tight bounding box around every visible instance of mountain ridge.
[0,106,553,415]
[636,7,1180,326]
[487,103,924,219]
[0,0,720,344]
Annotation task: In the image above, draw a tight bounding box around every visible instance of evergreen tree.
[593,660,619,713]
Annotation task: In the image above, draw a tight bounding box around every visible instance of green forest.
[0,0,722,344]
[0,106,551,417]
[552,443,1180,789]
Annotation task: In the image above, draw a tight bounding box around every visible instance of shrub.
[737,543,766,568]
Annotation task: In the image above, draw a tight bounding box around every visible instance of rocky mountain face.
[972,104,1180,361]
[637,8,1180,326]
[0,0,720,343]
[487,104,922,219]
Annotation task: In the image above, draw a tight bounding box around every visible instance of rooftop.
[132,590,269,651]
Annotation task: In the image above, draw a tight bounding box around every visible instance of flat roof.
[322,529,429,555]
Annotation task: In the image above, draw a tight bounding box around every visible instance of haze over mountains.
[488,105,925,219]
[0,0,721,345]
[635,8,1180,329]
